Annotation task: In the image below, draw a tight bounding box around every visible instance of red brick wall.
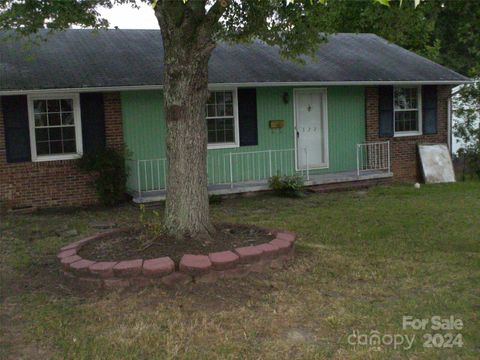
[0,92,123,209]
[365,85,451,182]
[104,93,124,151]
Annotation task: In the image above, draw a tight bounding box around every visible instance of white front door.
[294,89,328,170]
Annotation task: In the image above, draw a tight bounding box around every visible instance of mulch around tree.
[78,223,276,263]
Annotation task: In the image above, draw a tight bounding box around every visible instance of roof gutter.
[0,80,473,96]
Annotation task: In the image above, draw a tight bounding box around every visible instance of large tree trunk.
[155,2,223,239]
[162,47,214,239]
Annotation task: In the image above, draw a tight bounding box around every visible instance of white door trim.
[293,88,329,171]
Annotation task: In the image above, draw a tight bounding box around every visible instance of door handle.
[296,130,300,138]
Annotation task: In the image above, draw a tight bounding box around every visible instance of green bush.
[77,147,129,206]
[457,147,480,181]
[268,174,304,197]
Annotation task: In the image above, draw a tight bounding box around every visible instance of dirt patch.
[78,223,275,263]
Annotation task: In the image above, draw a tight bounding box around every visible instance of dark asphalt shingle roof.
[0,29,469,92]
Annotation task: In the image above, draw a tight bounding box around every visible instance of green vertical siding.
[206,87,297,183]
[122,86,365,192]
[122,90,165,160]
[121,90,165,191]
[325,86,366,173]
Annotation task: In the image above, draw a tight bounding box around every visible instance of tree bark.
[162,49,213,239]
[155,1,224,239]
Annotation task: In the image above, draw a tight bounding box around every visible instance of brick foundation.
[0,92,123,209]
[365,86,451,182]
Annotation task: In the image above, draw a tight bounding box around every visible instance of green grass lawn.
[1,182,479,359]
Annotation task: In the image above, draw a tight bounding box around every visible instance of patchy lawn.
[1,182,479,359]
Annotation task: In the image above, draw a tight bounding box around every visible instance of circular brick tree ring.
[57,227,296,289]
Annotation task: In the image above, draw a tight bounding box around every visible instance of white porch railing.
[127,148,310,198]
[224,149,300,187]
[356,141,390,176]
[127,142,391,198]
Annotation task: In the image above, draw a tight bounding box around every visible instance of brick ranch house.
[0,30,470,209]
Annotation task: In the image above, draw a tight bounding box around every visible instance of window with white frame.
[394,86,422,136]
[205,90,238,147]
[28,94,83,161]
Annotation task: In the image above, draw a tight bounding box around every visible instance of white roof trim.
[0,80,472,96]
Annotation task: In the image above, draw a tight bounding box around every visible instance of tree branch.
[204,0,229,28]
[193,0,229,48]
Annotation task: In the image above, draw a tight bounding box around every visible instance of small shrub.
[268,174,304,197]
[77,147,129,206]
[138,204,164,240]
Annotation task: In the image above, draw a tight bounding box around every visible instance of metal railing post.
[163,159,167,190]
[229,152,234,189]
[143,161,148,192]
[241,154,245,182]
[137,160,142,200]
[387,141,391,173]
[156,159,161,191]
[304,147,310,181]
[208,156,213,185]
[150,161,154,192]
[357,144,360,177]
[269,150,272,178]
[376,143,379,169]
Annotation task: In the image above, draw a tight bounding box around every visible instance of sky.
[99,2,159,29]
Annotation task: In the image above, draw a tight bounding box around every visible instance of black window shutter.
[238,88,258,146]
[422,85,437,135]
[378,86,394,137]
[80,93,106,154]
[2,95,31,163]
